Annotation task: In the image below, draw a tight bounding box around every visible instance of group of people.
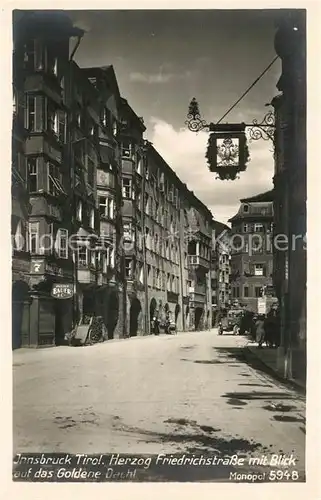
[216,307,281,348]
[254,308,280,348]
[151,311,177,335]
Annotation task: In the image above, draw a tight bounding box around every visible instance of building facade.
[12,11,215,348]
[12,12,84,347]
[228,191,274,312]
[272,11,306,383]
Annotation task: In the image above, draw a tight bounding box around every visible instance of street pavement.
[13,330,306,481]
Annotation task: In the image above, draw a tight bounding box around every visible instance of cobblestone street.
[13,330,306,480]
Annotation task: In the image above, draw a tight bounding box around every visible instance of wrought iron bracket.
[185,98,275,142]
[244,111,275,142]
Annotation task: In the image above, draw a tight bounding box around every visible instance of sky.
[66,9,285,225]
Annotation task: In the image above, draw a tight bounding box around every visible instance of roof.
[81,65,121,103]
[228,189,274,223]
[240,189,274,203]
[211,220,230,235]
[148,146,213,222]
[120,98,146,132]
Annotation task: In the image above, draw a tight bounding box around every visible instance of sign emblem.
[51,283,74,299]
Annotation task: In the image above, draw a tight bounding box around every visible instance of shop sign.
[51,283,74,299]
[257,296,267,315]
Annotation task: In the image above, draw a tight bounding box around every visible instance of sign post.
[257,296,267,315]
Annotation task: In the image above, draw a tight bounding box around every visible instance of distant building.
[211,221,231,325]
[228,190,274,313]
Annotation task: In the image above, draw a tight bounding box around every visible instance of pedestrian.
[264,309,275,347]
[255,314,266,348]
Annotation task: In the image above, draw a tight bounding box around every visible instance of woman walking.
[255,314,266,348]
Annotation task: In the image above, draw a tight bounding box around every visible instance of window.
[101,108,109,128]
[13,221,24,251]
[244,286,249,298]
[88,122,95,136]
[90,250,96,267]
[24,39,46,72]
[48,163,65,196]
[13,91,17,115]
[99,196,114,219]
[47,51,58,76]
[122,178,132,198]
[254,264,264,276]
[87,157,95,186]
[54,110,65,143]
[77,201,82,222]
[109,248,115,268]
[87,147,96,187]
[243,223,249,233]
[56,229,68,259]
[28,158,38,192]
[254,223,264,233]
[23,40,36,71]
[137,154,143,175]
[25,95,36,131]
[90,209,95,229]
[29,222,39,254]
[102,251,107,274]
[243,204,249,213]
[255,286,262,298]
[122,140,132,158]
[78,246,87,266]
[125,258,132,279]
[139,265,144,284]
[123,223,132,242]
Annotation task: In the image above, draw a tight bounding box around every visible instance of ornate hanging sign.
[185,98,274,181]
[205,124,250,180]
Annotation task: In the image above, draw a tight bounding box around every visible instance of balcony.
[77,268,96,285]
[187,254,209,269]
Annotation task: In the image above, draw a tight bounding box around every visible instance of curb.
[243,345,306,395]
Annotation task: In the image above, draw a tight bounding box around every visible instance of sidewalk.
[244,342,306,393]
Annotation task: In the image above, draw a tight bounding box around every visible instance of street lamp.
[185,97,275,180]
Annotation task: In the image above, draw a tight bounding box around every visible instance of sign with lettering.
[51,283,74,299]
[257,296,267,315]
